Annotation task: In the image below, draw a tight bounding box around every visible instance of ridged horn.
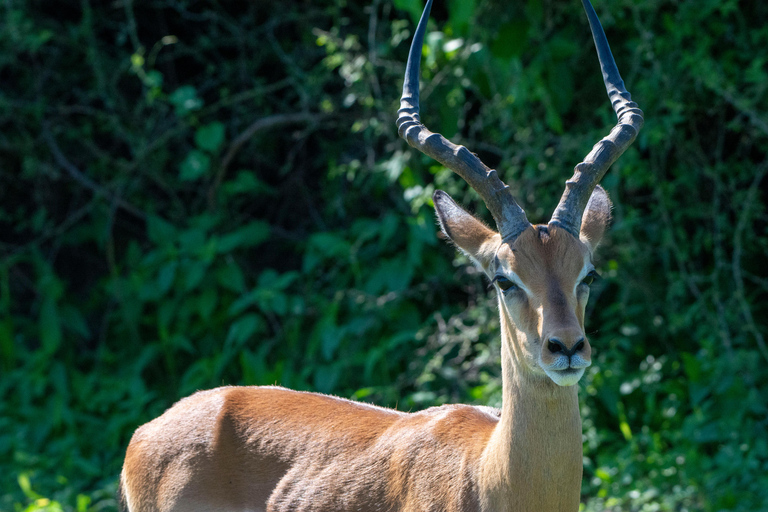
[549,0,644,237]
[396,0,531,242]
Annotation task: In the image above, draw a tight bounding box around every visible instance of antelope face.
[434,187,611,387]
[493,225,595,386]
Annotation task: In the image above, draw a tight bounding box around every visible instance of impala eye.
[493,275,517,293]
[582,270,600,286]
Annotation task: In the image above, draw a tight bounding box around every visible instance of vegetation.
[1,0,767,510]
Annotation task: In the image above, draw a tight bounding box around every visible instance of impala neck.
[480,309,583,511]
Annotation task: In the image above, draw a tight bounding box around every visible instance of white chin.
[545,368,585,387]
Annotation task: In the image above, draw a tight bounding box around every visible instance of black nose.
[547,338,565,354]
[547,337,585,357]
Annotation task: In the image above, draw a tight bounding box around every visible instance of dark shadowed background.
[1,0,767,510]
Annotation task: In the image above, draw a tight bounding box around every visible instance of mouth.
[545,366,586,387]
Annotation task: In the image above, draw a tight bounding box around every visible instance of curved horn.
[550,0,644,237]
[396,0,531,242]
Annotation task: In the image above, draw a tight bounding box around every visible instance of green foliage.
[2,0,767,511]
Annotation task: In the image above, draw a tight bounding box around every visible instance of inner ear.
[579,185,612,252]
[433,190,500,272]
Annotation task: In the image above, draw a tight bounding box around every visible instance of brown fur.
[122,387,497,511]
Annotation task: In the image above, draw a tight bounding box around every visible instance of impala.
[119,0,643,510]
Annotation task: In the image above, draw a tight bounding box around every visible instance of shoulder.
[418,403,501,422]
[391,403,499,445]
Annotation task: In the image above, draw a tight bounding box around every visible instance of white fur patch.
[545,367,585,387]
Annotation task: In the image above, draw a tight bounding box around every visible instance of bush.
[1,0,766,510]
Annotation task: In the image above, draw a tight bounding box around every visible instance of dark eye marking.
[492,275,518,293]
[581,269,601,286]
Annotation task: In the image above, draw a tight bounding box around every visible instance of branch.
[4,202,94,258]
[208,112,325,208]
[711,85,768,139]
[731,162,768,364]
[42,125,148,220]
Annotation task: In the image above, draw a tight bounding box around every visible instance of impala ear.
[579,185,612,252]
[433,190,500,273]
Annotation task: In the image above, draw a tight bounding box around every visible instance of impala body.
[120,1,643,510]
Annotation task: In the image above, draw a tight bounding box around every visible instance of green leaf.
[0,317,14,367]
[544,100,563,134]
[157,261,177,295]
[448,0,475,34]
[18,473,41,500]
[60,304,91,338]
[393,0,423,23]
[157,300,176,331]
[548,62,573,115]
[216,263,246,293]
[39,297,62,354]
[526,0,544,24]
[595,467,612,482]
[311,301,341,361]
[619,420,633,441]
[130,53,144,70]
[144,69,163,89]
[178,227,207,254]
[195,122,226,153]
[228,290,257,316]
[183,261,208,291]
[147,215,176,245]
[221,171,277,197]
[303,232,351,272]
[179,149,211,181]
[226,313,265,348]
[682,352,701,382]
[313,365,339,394]
[169,85,203,116]
[490,21,529,61]
[217,221,271,253]
[260,291,287,315]
[76,494,91,512]
[197,288,218,318]
[259,269,299,291]
[363,256,413,294]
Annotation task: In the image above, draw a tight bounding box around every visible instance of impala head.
[397,0,643,386]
